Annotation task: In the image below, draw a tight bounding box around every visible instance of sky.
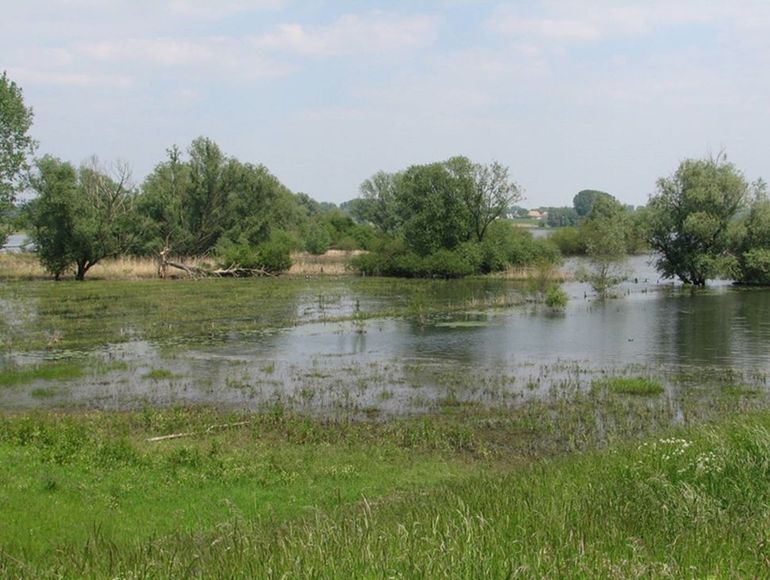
[3,0,770,208]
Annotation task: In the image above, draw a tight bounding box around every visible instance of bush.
[255,233,293,273]
[544,285,568,309]
[480,222,561,273]
[737,248,770,285]
[351,242,478,279]
[550,226,586,256]
[304,222,332,255]
[216,237,262,269]
[216,232,293,274]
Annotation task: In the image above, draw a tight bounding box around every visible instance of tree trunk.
[75,260,92,281]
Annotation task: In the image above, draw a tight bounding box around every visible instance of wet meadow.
[3,255,770,576]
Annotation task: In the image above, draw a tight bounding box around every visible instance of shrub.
[216,232,293,274]
[304,222,332,255]
[738,248,770,285]
[550,226,587,256]
[255,234,293,273]
[480,221,561,273]
[544,285,568,309]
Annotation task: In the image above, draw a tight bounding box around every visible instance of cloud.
[165,0,284,18]
[256,12,438,57]
[488,1,734,45]
[6,67,133,89]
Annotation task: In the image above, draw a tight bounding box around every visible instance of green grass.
[0,362,83,386]
[142,368,177,380]
[596,376,665,396]
[2,408,770,576]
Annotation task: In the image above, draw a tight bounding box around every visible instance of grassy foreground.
[2,406,770,577]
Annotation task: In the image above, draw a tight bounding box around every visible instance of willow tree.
[648,154,750,286]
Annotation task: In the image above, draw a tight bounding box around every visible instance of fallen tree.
[157,248,276,279]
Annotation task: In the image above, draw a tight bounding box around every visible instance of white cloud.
[6,67,133,89]
[489,1,738,45]
[257,13,438,57]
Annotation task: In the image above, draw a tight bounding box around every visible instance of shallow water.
[1,255,769,415]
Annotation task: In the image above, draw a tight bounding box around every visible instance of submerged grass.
[2,407,770,576]
[596,376,665,396]
[0,276,529,353]
[0,362,83,386]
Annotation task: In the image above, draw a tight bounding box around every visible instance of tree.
[648,154,751,286]
[573,189,614,218]
[460,158,523,242]
[136,145,193,255]
[358,170,401,235]
[396,160,473,255]
[28,156,140,280]
[137,138,304,257]
[576,196,630,298]
[546,206,579,227]
[735,183,770,285]
[0,71,37,245]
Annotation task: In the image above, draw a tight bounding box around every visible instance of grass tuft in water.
[142,368,177,380]
[0,362,84,387]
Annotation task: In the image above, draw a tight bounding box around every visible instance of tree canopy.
[573,189,614,218]
[0,71,37,245]
[27,156,140,280]
[647,154,751,286]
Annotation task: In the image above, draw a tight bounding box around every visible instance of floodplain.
[2,255,770,576]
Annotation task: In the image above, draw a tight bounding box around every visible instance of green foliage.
[353,158,531,277]
[358,171,402,235]
[27,156,140,280]
[735,197,770,285]
[137,138,303,258]
[353,222,558,279]
[304,220,332,254]
[545,206,579,227]
[573,189,614,218]
[216,232,293,273]
[0,71,37,246]
[549,226,587,255]
[579,196,630,298]
[396,160,474,255]
[254,232,294,273]
[352,245,479,279]
[648,154,752,286]
[480,221,559,273]
[544,285,568,309]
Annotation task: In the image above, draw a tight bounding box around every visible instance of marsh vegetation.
[2,260,770,575]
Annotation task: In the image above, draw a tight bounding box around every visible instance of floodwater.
[2,255,770,416]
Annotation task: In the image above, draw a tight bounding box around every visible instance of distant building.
[527,209,548,220]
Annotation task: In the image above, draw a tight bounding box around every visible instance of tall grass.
[3,410,770,576]
[0,251,359,281]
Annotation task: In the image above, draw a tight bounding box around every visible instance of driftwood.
[158,248,274,279]
[147,421,250,442]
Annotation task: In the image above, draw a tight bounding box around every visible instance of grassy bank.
[1,407,770,577]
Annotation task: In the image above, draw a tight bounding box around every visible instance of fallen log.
[158,248,275,279]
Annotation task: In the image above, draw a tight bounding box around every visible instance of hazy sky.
[3,0,769,207]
